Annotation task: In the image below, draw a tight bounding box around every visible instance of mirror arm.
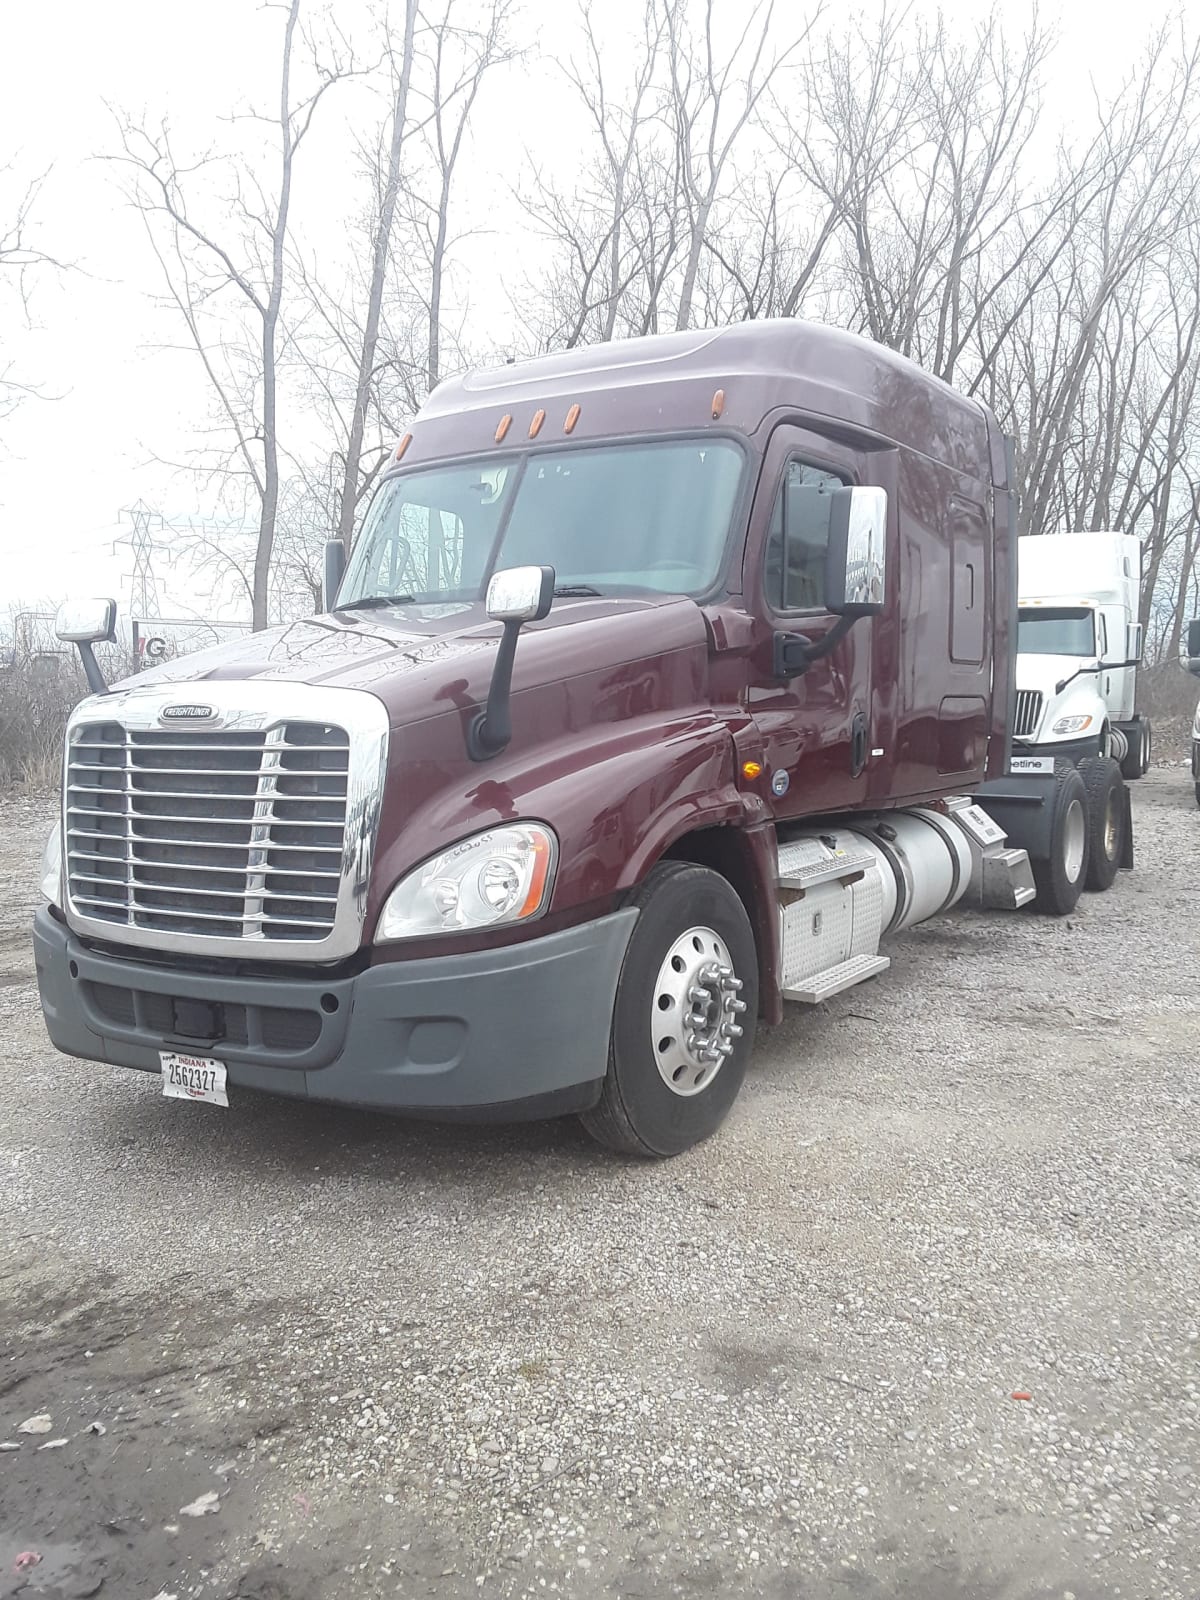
[774,615,857,679]
[76,642,110,696]
[468,619,523,760]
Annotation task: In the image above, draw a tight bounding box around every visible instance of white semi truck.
[1013,532,1151,779]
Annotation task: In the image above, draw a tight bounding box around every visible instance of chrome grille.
[1012,689,1043,739]
[65,721,350,942]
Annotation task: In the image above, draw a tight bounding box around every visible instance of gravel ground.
[1,770,1198,1600]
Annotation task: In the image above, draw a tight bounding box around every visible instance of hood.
[116,594,709,726]
[1014,652,1092,693]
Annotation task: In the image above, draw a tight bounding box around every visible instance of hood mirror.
[55,598,116,695]
[469,566,556,760]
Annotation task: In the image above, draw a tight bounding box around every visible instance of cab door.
[741,424,877,818]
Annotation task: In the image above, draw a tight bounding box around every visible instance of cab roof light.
[495,414,512,443]
[394,432,412,462]
[711,388,726,420]
[529,408,546,439]
[564,403,581,434]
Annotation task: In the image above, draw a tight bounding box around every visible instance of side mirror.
[55,598,116,645]
[1187,618,1200,675]
[486,565,555,624]
[825,486,888,617]
[469,565,556,760]
[55,598,116,696]
[323,540,347,612]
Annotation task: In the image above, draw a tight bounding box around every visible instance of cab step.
[783,952,891,1005]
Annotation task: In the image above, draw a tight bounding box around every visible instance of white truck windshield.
[338,439,745,606]
[1017,607,1095,657]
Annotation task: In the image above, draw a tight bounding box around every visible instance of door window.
[764,460,848,612]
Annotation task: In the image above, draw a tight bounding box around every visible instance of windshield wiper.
[335,593,417,611]
[553,584,603,598]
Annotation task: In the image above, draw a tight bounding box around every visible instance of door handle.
[851,711,868,778]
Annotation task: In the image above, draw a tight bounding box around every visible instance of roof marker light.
[711,389,726,420]
[564,404,581,434]
[395,433,412,462]
[495,414,512,443]
[529,409,546,439]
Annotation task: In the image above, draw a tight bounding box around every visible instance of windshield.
[1017,606,1095,657]
[338,439,745,606]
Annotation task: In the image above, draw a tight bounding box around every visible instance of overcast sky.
[0,0,1179,623]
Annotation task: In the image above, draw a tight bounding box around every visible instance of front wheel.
[580,862,758,1158]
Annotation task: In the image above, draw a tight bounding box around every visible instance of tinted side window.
[765,460,847,611]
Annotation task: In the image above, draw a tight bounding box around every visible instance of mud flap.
[1119,780,1134,870]
[972,768,1061,863]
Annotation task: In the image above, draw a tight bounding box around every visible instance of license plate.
[160,1051,228,1107]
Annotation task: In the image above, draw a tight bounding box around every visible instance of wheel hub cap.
[651,926,746,1097]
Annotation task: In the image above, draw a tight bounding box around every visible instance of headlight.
[1052,714,1093,735]
[39,824,63,907]
[378,823,558,941]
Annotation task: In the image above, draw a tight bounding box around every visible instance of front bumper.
[1011,734,1101,767]
[33,906,637,1120]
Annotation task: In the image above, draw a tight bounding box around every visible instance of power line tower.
[116,500,163,620]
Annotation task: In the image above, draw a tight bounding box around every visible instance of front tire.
[1080,756,1125,891]
[580,862,758,1158]
[1031,763,1089,916]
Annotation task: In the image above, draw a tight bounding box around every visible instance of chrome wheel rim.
[650,926,745,1097]
[1063,798,1086,881]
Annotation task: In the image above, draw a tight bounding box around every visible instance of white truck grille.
[61,683,389,961]
[1012,689,1043,739]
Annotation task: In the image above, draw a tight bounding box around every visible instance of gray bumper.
[33,906,637,1119]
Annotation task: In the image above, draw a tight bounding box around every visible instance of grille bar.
[65,720,351,942]
[1012,689,1044,739]
[70,832,342,857]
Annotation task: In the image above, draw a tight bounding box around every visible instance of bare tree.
[0,166,67,420]
[112,0,357,627]
[333,0,420,551]
[401,0,516,393]
[664,0,807,332]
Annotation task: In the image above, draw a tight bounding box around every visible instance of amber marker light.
[711,388,726,420]
[529,409,546,438]
[394,432,412,461]
[564,403,581,434]
[741,760,764,781]
[519,832,553,918]
[495,414,512,443]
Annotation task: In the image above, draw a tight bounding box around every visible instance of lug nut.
[723,1022,744,1040]
[722,975,743,992]
[688,985,709,1003]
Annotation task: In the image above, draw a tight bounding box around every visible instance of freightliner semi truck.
[34,322,1134,1157]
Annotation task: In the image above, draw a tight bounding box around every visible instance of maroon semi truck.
[35,322,1131,1155]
